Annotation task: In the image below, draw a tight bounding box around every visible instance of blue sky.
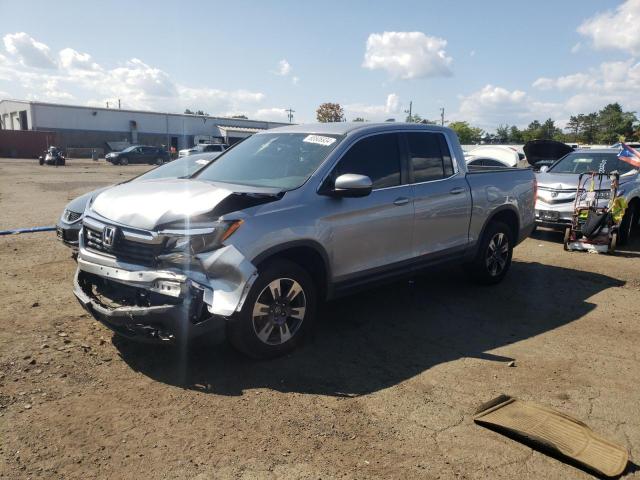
[1,0,639,130]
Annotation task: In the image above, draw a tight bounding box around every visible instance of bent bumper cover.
[73,244,258,343]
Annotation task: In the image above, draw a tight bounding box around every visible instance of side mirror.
[333,174,372,198]
[539,166,549,173]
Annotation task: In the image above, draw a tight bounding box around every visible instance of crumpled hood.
[90,178,281,230]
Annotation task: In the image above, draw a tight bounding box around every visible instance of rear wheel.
[467,221,514,285]
[155,157,164,165]
[119,157,129,166]
[618,204,636,245]
[226,259,316,359]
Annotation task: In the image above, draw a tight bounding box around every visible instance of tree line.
[315,102,639,145]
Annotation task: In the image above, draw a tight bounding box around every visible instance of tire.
[119,157,129,166]
[39,158,44,165]
[226,259,316,359]
[563,227,571,251]
[466,221,514,285]
[618,204,636,245]
[155,157,164,165]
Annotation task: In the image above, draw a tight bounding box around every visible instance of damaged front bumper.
[73,244,257,344]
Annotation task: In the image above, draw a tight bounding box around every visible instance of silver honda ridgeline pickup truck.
[74,123,536,358]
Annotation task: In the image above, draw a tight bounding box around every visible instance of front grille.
[64,210,82,222]
[84,225,162,267]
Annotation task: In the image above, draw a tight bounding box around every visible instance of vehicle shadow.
[113,261,625,397]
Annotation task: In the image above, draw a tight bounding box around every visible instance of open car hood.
[90,178,282,230]
[524,140,574,167]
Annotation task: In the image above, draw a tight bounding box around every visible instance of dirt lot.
[1,158,639,479]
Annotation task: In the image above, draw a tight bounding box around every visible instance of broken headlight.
[162,220,243,255]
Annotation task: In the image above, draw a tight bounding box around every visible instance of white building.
[0,99,289,152]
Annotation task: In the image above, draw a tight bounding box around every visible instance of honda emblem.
[102,226,116,248]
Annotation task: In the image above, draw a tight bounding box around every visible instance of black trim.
[252,240,333,296]
[332,245,467,298]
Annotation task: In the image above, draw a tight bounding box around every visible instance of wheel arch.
[477,206,520,250]
[252,241,332,301]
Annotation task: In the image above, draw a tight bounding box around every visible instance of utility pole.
[118,98,121,109]
[286,108,295,124]
[440,107,445,126]
[404,101,413,122]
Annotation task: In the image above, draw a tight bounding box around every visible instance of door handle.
[449,187,465,195]
[393,197,410,206]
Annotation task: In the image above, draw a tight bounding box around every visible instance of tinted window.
[334,134,401,189]
[407,132,454,182]
[483,159,507,167]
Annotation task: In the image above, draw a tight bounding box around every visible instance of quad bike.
[563,171,626,254]
[39,146,66,166]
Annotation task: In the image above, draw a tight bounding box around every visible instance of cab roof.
[262,122,453,136]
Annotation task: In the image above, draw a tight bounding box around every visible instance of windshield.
[136,155,213,181]
[121,146,137,153]
[195,133,342,189]
[549,152,636,175]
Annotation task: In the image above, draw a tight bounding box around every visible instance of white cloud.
[455,84,561,129]
[578,0,640,54]
[532,72,592,91]
[292,76,300,86]
[344,93,402,121]
[0,32,278,118]
[252,107,288,121]
[59,48,101,71]
[532,59,640,113]
[362,31,453,79]
[3,32,57,69]
[276,59,291,76]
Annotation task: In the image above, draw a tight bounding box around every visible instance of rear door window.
[406,132,455,182]
[333,133,401,189]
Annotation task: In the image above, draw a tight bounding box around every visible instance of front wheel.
[119,157,129,166]
[154,157,164,165]
[226,259,316,359]
[466,221,514,285]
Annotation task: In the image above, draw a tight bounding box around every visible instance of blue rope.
[0,226,57,236]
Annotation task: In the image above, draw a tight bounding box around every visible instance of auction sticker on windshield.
[303,135,336,146]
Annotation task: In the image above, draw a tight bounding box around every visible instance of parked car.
[524,139,574,171]
[178,143,228,157]
[535,148,640,243]
[38,146,65,166]
[465,146,520,167]
[73,123,536,358]
[56,152,221,250]
[105,145,171,165]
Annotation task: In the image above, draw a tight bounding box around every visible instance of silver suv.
[74,123,535,358]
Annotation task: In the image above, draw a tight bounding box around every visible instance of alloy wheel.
[485,232,509,277]
[251,277,306,346]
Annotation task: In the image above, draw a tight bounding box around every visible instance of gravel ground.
[1,158,639,479]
